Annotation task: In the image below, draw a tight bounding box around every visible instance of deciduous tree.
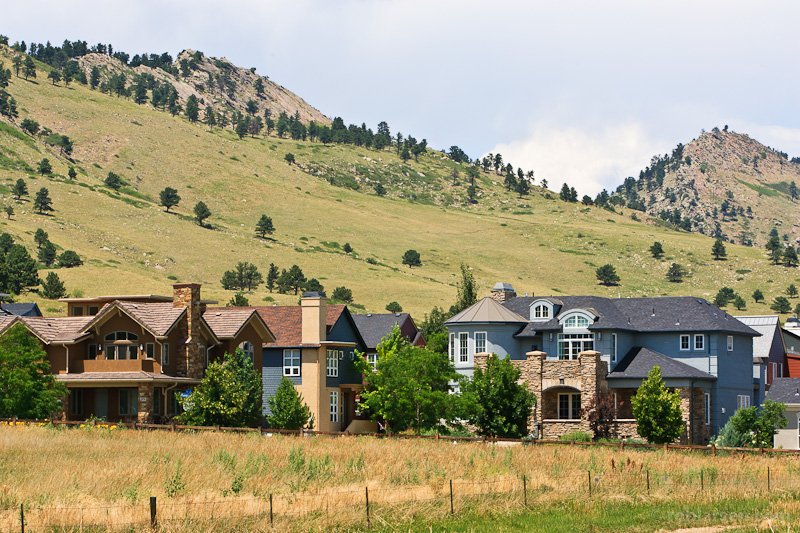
[631,366,683,444]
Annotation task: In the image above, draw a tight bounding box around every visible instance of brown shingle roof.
[0,316,94,343]
[241,304,346,347]
[56,371,201,384]
[203,307,274,342]
[116,301,186,337]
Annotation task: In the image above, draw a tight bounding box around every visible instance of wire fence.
[3,467,799,531]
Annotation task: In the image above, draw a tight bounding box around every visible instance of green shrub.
[558,431,592,442]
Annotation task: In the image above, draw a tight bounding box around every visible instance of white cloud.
[490,123,668,197]
[734,123,800,159]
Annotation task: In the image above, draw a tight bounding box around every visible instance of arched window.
[534,305,550,319]
[103,331,139,360]
[239,341,254,360]
[564,315,589,328]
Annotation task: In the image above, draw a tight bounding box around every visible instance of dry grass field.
[1,424,799,531]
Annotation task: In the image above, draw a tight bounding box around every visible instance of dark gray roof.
[0,303,42,317]
[607,347,716,380]
[765,378,800,404]
[351,313,412,349]
[504,296,759,337]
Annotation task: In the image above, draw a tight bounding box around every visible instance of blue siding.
[328,312,367,385]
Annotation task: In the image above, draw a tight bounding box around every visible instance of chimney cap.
[302,291,326,299]
[492,282,515,292]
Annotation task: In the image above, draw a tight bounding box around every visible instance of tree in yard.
[771,296,792,314]
[12,178,27,200]
[385,301,402,313]
[461,354,535,438]
[23,56,36,80]
[266,263,279,292]
[40,271,66,299]
[784,246,799,267]
[595,264,620,286]
[711,238,727,260]
[227,293,250,307]
[34,228,49,249]
[159,187,180,212]
[331,286,353,303]
[714,399,786,448]
[343,242,353,254]
[265,376,313,430]
[37,241,57,267]
[177,349,262,427]
[587,393,623,440]
[193,201,211,226]
[33,188,53,214]
[255,214,274,238]
[402,249,422,268]
[788,284,798,298]
[0,323,66,419]
[631,366,683,444]
[733,295,747,311]
[284,153,295,165]
[665,262,686,283]
[104,172,122,190]
[37,158,52,176]
[47,69,61,85]
[752,289,764,303]
[57,250,82,268]
[221,262,263,292]
[355,335,461,435]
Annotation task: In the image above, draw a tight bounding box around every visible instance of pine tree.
[255,214,274,238]
[23,56,36,80]
[631,366,683,444]
[265,377,313,430]
[752,289,764,303]
[784,246,799,267]
[40,271,66,299]
[204,106,216,130]
[185,94,199,122]
[595,264,620,286]
[402,249,422,268]
[37,241,56,266]
[37,158,52,176]
[104,172,122,190]
[34,228,49,249]
[12,178,27,200]
[787,284,798,298]
[266,263,279,292]
[649,241,664,259]
[67,167,77,180]
[193,201,211,226]
[159,187,180,212]
[711,239,727,260]
[666,262,686,282]
[33,188,53,214]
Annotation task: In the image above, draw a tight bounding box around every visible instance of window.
[145,343,155,359]
[201,344,207,367]
[773,363,783,380]
[70,389,83,416]
[475,332,486,354]
[680,335,690,351]
[153,388,162,416]
[71,306,84,317]
[557,334,594,360]
[87,344,98,360]
[330,391,339,423]
[459,332,469,363]
[326,349,339,377]
[104,332,139,360]
[119,389,138,416]
[162,344,170,366]
[611,333,618,363]
[737,395,751,410]
[169,390,181,415]
[727,335,733,352]
[87,305,99,315]
[283,349,300,376]
[704,392,711,425]
[558,393,581,419]
[694,334,704,351]
[533,304,550,319]
[366,353,378,370]
[564,315,589,328]
[448,333,455,362]
[239,342,254,361]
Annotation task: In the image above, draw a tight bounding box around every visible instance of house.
[444,283,760,444]
[735,316,784,402]
[765,377,800,450]
[781,318,800,377]
[0,283,274,423]
[0,300,42,317]
[244,292,372,433]
[351,312,426,367]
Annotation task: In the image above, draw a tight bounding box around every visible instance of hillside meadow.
[1,424,799,531]
[1,47,799,320]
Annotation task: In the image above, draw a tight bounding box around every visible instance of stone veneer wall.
[138,383,154,423]
[678,386,712,445]
[173,283,203,379]
[489,289,517,303]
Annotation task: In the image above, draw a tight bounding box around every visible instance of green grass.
[736,178,782,197]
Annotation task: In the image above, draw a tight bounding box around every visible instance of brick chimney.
[173,283,203,379]
[301,292,327,345]
[490,282,517,303]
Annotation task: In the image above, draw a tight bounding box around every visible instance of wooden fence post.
[149,496,156,529]
[523,475,527,507]
[700,470,703,491]
[588,470,591,497]
[711,443,716,456]
[270,493,273,527]
[365,487,370,528]
[646,470,650,495]
[449,480,454,514]
[20,503,24,533]
[767,467,770,491]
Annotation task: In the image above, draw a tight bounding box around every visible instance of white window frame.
[611,333,618,363]
[119,389,138,416]
[283,349,300,376]
[366,352,378,370]
[694,334,704,351]
[326,349,339,377]
[145,343,155,359]
[448,333,455,362]
[558,393,581,420]
[679,335,690,351]
[737,394,751,410]
[534,304,550,319]
[564,315,589,329]
[70,389,83,416]
[475,332,487,354]
[459,332,469,363]
[704,392,711,425]
[239,341,254,360]
[557,333,594,360]
[727,335,733,352]
[330,391,339,423]
[162,344,170,366]
[773,363,783,380]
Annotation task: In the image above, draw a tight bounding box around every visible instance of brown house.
[0,283,273,423]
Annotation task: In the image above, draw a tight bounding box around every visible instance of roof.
[0,303,42,317]
[783,328,800,355]
[202,307,274,342]
[351,312,420,349]
[445,297,528,325]
[765,378,800,405]
[736,316,783,359]
[0,316,94,343]
[607,347,717,380]
[250,304,347,347]
[56,371,201,385]
[503,295,759,337]
[83,301,187,338]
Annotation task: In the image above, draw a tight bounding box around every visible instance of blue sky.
[5,0,799,195]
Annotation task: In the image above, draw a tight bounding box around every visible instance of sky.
[4,0,799,196]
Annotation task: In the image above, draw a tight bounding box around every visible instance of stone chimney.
[489,282,517,303]
[173,283,203,379]
[301,292,327,345]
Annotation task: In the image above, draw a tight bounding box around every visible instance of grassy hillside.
[1,45,800,320]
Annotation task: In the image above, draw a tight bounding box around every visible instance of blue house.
[445,283,760,444]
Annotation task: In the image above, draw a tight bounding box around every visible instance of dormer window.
[530,300,555,321]
[534,304,550,319]
[564,315,589,329]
